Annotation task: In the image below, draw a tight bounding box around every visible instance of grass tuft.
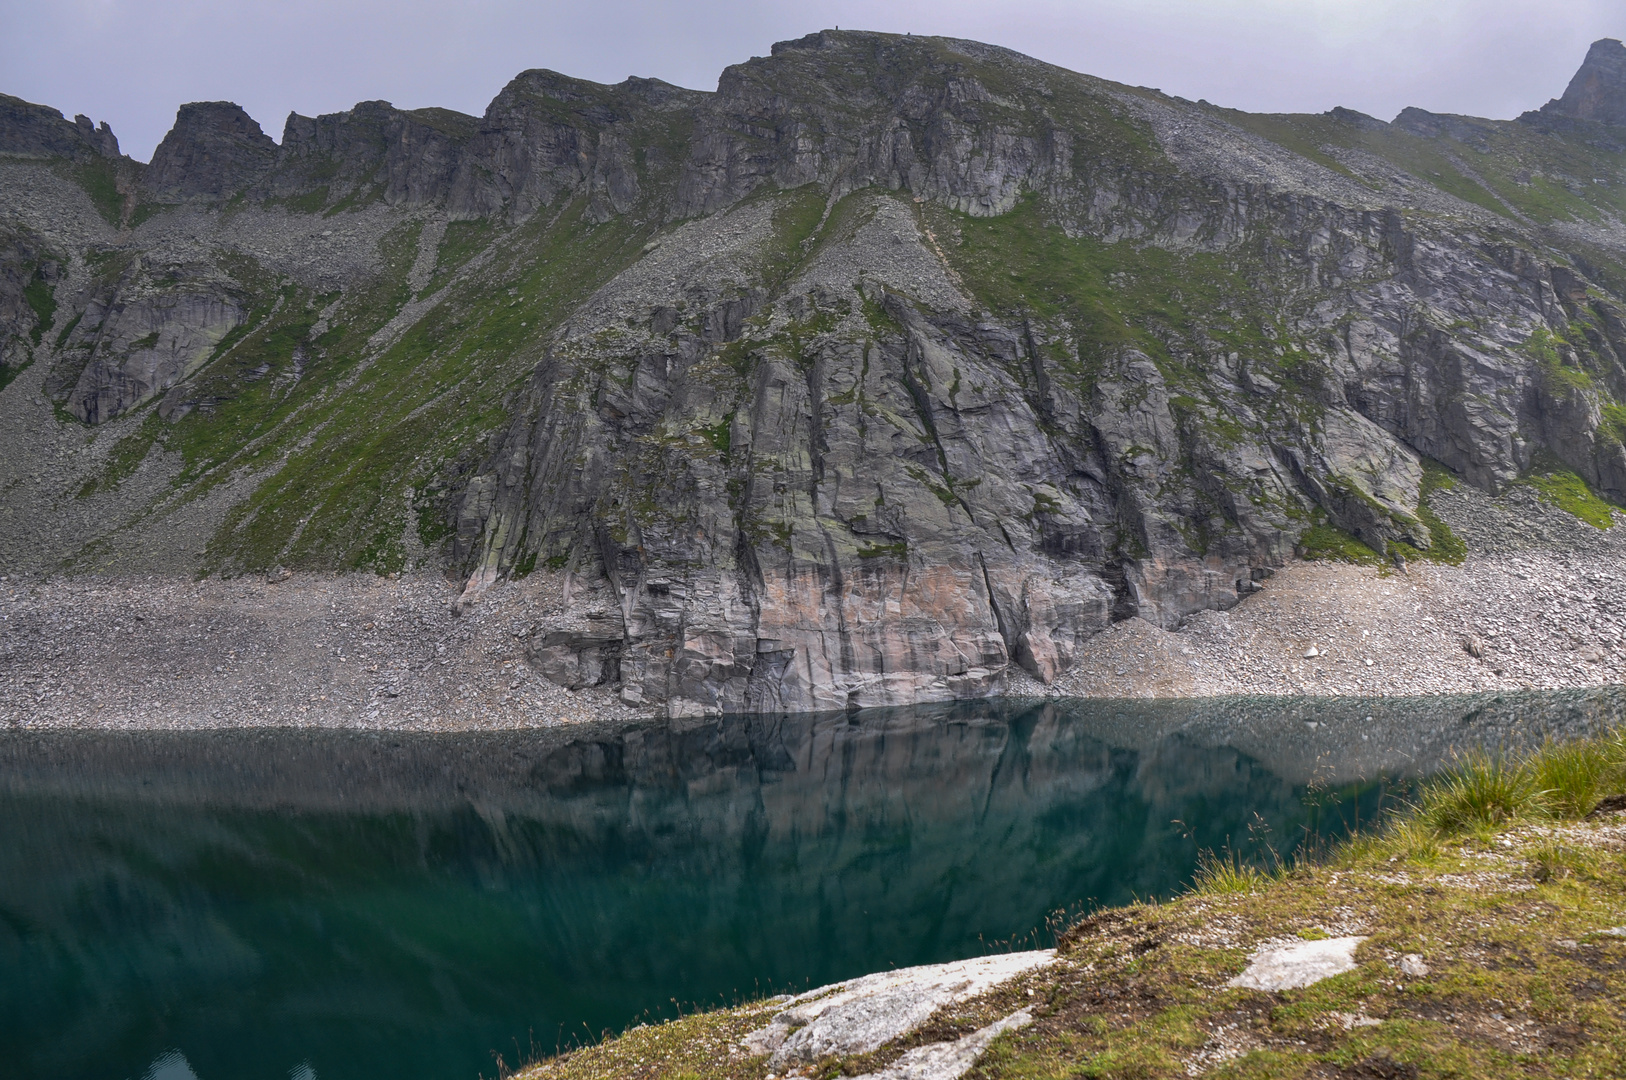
[1190,848,1268,896]
[1402,732,1626,840]
[1530,733,1626,818]
[1414,748,1538,834]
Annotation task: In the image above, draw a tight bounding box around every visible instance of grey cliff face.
[1542,38,1626,127]
[268,100,478,210]
[0,228,54,377]
[57,258,247,424]
[143,102,278,200]
[5,30,1626,717]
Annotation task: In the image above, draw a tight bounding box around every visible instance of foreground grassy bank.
[514,729,1626,1080]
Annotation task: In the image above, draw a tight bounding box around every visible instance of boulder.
[526,612,624,690]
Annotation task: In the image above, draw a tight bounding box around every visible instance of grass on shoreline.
[513,729,1626,1080]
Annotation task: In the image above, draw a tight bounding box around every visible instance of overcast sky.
[3,0,1621,162]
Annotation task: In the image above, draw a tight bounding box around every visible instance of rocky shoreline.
[3,474,1623,730]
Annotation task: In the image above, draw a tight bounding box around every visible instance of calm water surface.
[3,690,1620,1080]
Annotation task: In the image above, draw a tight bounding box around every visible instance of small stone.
[1303,646,1320,658]
[1399,954,1429,977]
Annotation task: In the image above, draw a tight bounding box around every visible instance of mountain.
[3,31,1626,718]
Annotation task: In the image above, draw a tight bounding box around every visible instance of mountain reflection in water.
[2,690,1620,1080]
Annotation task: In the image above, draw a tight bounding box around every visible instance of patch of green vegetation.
[128,331,160,351]
[0,356,31,394]
[53,310,83,349]
[1602,402,1626,448]
[860,292,903,337]
[855,540,908,560]
[1527,325,1596,392]
[1297,522,1382,565]
[274,186,330,215]
[1225,109,1523,217]
[324,184,386,217]
[22,270,55,346]
[1030,488,1063,516]
[415,485,453,551]
[761,183,829,287]
[128,202,167,228]
[428,218,497,292]
[1190,848,1268,895]
[927,192,1315,427]
[1218,104,1626,226]
[698,412,734,457]
[1414,748,1539,834]
[1523,464,1618,529]
[55,158,124,226]
[179,198,656,574]
[1405,458,1468,565]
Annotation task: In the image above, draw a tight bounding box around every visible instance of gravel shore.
[0,570,641,730]
[3,479,1623,729]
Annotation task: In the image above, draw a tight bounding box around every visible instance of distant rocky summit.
[4,31,1626,717]
[1539,36,1626,127]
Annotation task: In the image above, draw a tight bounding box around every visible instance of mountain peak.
[1541,37,1626,125]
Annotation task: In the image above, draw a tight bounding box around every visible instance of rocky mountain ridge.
[3,31,1626,717]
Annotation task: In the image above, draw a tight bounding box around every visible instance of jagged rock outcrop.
[265,100,478,209]
[142,102,278,200]
[246,73,704,220]
[5,32,1626,716]
[672,32,1078,220]
[1540,37,1626,127]
[0,93,120,161]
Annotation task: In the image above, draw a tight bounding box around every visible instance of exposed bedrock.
[54,258,248,424]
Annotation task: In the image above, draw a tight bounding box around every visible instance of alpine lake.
[5,690,1622,1080]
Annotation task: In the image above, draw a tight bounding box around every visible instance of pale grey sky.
[2,0,1621,161]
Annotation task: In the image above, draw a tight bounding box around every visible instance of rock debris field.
[3,480,1624,729]
[1045,481,1626,700]
[0,571,642,730]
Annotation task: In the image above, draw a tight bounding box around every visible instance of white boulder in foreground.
[1229,936,1367,991]
[741,950,1053,1066]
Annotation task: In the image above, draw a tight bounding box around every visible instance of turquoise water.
[2,691,1618,1080]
